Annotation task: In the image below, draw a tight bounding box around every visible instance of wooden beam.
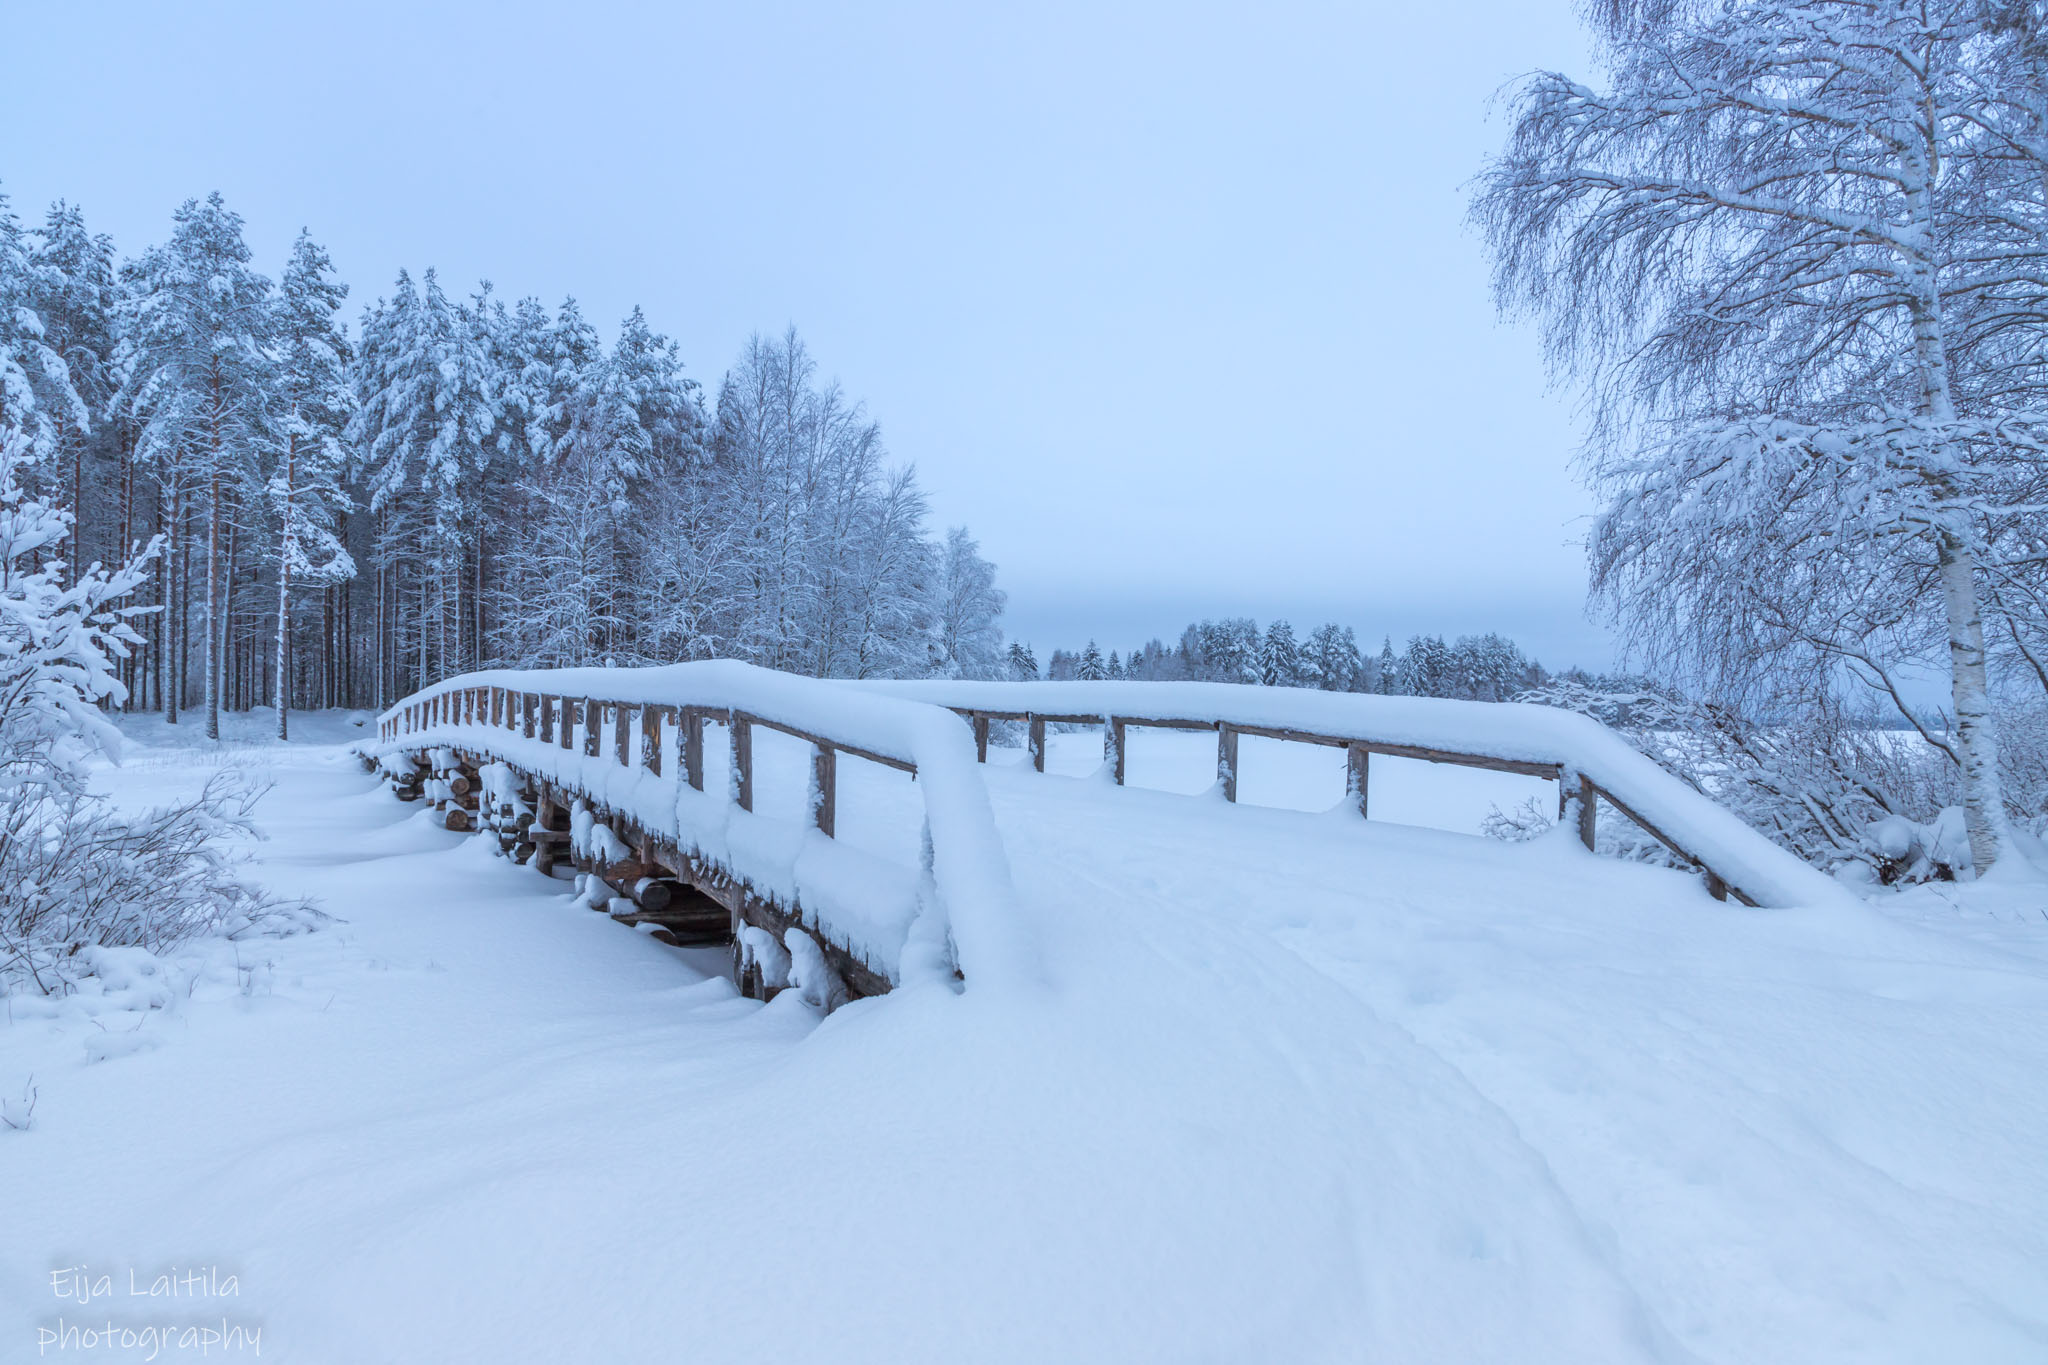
[537,695,553,745]
[642,704,664,776]
[973,714,990,763]
[1346,742,1369,818]
[1107,717,1127,785]
[1217,724,1239,802]
[1029,716,1046,773]
[737,710,916,775]
[812,744,836,837]
[584,698,602,757]
[731,714,753,812]
[683,707,705,791]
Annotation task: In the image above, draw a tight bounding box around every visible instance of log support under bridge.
[366,724,897,1008]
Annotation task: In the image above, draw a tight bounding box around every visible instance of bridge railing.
[857,679,1854,911]
[372,661,1033,993]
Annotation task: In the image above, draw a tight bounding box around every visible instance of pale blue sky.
[2,0,1606,666]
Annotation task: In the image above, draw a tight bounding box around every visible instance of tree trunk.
[1938,528,2007,873]
[168,475,184,725]
[204,466,221,740]
[275,426,296,741]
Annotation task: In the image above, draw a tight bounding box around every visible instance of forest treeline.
[0,189,1007,739]
[1023,622,1557,702]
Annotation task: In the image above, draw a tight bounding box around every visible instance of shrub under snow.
[1509,681,1986,884]
[0,434,314,995]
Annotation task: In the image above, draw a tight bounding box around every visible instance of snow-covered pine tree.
[116,193,274,739]
[350,268,496,691]
[1006,641,1039,681]
[0,191,83,469]
[267,231,356,740]
[27,202,117,577]
[1077,640,1107,681]
[1477,0,2048,871]
[536,297,601,466]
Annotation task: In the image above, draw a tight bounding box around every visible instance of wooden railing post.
[615,704,631,767]
[584,698,602,758]
[539,695,555,745]
[812,743,836,836]
[641,705,664,776]
[559,698,576,751]
[973,714,990,763]
[1028,716,1046,773]
[1560,770,1597,850]
[731,713,753,811]
[1217,724,1239,802]
[1106,718,1127,785]
[1346,742,1370,818]
[684,708,705,791]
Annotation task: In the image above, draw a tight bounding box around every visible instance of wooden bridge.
[363,662,1851,1009]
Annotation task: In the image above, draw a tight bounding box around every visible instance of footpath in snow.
[3,714,2046,1363]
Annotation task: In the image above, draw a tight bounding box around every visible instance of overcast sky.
[2,0,1607,667]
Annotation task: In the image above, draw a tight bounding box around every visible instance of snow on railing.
[856,679,1856,910]
[370,661,1035,991]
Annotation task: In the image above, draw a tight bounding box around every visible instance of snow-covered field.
[5,712,2047,1363]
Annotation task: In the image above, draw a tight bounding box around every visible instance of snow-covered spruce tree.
[1303,622,1363,692]
[1476,0,2048,873]
[1398,635,1451,697]
[0,431,304,993]
[267,231,356,741]
[1259,620,1304,687]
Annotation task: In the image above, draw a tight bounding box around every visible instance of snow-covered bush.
[1514,681,1969,883]
[0,433,312,994]
[1480,796,1553,845]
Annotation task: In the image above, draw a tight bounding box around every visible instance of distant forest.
[0,189,1007,739]
[1021,620,1591,702]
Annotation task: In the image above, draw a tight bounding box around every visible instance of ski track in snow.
[3,717,2046,1363]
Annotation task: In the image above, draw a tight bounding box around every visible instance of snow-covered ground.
[5,713,2047,1362]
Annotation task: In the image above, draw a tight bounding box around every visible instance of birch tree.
[1476,0,2048,872]
[931,525,1007,678]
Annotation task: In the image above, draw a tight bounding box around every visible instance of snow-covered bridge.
[19,671,2040,1364]
[366,661,1849,1005]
